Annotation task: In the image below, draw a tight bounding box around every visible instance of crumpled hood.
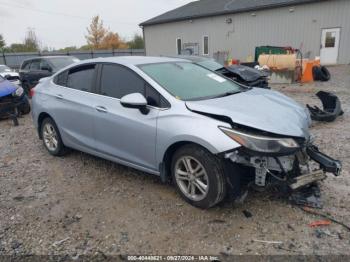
[225,65,269,82]
[186,88,311,138]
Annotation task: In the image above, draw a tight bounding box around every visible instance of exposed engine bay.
[223,142,342,209]
[225,145,341,189]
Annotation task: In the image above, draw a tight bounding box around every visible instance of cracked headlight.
[12,87,24,97]
[219,126,300,154]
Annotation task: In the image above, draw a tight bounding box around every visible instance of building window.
[176,38,182,55]
[203,36,209,55]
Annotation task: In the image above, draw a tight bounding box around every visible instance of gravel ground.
[0,65,349,258]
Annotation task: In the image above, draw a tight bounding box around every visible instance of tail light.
[29,87,35,97]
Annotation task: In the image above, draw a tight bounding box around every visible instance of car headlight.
[219,126,300,154]
[12,87,24,97]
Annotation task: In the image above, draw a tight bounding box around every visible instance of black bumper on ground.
[307,145,342,176]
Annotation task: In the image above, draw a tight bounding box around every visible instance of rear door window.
[66,64,96,92]
[21,61,31,70]
[30,60,41,71]
[40,60,52,71]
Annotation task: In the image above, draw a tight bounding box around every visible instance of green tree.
[7,43,28,52]
[57,46,78,52]
[79,44,92,51]
[0,34,5,50]
[3,29,40,52]
[127,34,144,49]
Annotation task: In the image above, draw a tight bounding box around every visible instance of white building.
[140,0,350,65]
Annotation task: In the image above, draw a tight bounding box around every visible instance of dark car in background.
[176,56,270,89]
[19,56,80,95]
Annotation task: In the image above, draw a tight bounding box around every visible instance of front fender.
[155,111,241,166]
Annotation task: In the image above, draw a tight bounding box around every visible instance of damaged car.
[0,75,30,123]
[175,56,270,89]
[0,65,20,85]
[31,57,341,208]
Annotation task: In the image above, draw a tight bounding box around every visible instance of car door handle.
[55,94,64,99]
[95,106,108,113]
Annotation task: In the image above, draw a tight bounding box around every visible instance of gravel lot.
[0,65,349,258]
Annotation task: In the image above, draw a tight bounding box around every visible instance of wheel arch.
[37,112,54,139]
[159,140,220,183]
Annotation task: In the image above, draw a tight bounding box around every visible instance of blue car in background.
[0,75,30,124]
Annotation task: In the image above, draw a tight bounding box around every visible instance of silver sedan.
[31,56,341,208]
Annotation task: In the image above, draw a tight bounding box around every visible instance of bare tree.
[24,28,40,51]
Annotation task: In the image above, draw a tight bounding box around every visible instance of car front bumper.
[0,93,29,117]
[226,144,342,189]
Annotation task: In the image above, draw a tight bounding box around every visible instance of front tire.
[40,117,67,156]
[171,144,227,208]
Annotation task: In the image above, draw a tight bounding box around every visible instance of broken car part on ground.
[307,91,344,122]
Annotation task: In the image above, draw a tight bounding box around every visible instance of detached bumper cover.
[307,91,344,122]
[307,145,342,176]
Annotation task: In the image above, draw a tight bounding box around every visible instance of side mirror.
[120,93,149,114]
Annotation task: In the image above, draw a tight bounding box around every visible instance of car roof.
[21,56,75,62]
[74,56,190,67]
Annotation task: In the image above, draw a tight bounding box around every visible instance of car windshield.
[48,57,79,70]
[197,60,224,71]
[139,62,241,101]
[0,65,12,73]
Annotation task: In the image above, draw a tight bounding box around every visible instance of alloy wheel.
[174,156,209,201]
[43,123,58,152]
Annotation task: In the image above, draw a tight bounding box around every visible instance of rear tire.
[171,144,227,209]
[40,117,67,156]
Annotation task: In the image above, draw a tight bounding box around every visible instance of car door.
[320,28,341,65]
[93,63,163,171]
[39,59,54,78]
[19,61,31,83]
[27,59,42,88]
[50,63,98,152]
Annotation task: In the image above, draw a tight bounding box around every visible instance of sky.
[0,0,194,49]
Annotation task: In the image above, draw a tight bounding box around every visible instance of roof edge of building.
[139,0,326,27]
